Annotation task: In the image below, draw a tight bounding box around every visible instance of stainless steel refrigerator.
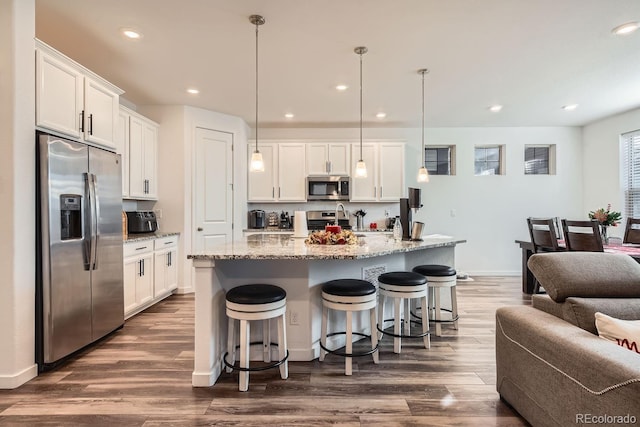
[36,132,124,370]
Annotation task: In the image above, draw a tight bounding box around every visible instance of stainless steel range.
[306,210,351,230]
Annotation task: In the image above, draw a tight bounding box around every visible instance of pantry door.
[193,128,233,252]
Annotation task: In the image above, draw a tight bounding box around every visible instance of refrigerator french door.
[36,132,124,370]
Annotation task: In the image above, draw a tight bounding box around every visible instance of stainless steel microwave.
[306,176,350,201]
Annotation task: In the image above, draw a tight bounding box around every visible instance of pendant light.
[354,46,368,178]
[249,14,265,173]
[417,68,430,183]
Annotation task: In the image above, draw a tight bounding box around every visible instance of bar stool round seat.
[320,279,379,376]
[412,264,458,337]
[377,271,430,354]
[224,284,289,392]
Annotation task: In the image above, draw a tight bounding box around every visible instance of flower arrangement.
[305,229,358,245]
[588,204,622,227]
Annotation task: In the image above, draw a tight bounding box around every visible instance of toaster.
[126,211,158,234]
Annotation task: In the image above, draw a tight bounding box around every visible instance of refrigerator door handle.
[83,173,92,271]
[91,173,100,270]
[87,173,98,271]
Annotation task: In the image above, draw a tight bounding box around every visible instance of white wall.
[257,126,584,275]
[140,105,249,293]
[0,0,38,388]
[582,107,640,239]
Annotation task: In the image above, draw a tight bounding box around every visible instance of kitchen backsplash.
[247,201,400,230]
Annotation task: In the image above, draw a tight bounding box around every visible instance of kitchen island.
[188,233,466,387]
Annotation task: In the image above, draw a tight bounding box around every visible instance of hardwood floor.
[0,276,531,426]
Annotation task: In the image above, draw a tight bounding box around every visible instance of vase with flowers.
[588,204,622,244]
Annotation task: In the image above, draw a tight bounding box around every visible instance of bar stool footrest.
[377,321,431,339]
[223,341,289,372]
[320,332,379,358]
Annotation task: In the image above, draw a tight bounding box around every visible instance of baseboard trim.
[0,363,38,389]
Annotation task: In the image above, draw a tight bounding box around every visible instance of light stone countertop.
[124,231,180,243]
[188,233,465,261]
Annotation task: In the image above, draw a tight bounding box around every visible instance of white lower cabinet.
[153,236,179,298]
[124,241,154,318]
[124,234,180,319]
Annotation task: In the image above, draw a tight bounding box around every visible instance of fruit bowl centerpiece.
[305,228,358,245]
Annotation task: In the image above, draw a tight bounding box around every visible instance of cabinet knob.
[197,227,203,231]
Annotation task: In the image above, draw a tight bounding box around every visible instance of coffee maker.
[399,187,423,240]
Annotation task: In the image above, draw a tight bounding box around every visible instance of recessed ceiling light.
[612,22,639,35]
[284,113,294,119]
[376,112,386,119]
[562,104,578,111]
[186,88,199,94]
[122,29,142,39]
[488,105,503,112]
[336,85,348,91]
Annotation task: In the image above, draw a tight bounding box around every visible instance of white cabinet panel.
[350,142,405,202]
[116,111,130,197]
[306,143,350,176]
[36,41,121,150]
[123,241,154,319]
[123,108,158,200]
[247,143,305,202]
[36,49,83,139]
[350,143,378,202]
[278,143,306,201]
[247,143,276,201]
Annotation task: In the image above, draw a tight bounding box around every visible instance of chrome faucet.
[335,203,346,225]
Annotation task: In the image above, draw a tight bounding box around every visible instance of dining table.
[514,239,640,294]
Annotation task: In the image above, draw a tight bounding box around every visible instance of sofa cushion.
[562,298,640,334]
[531,294,563,319]
[595,312,640,355]
[528,252,640,302]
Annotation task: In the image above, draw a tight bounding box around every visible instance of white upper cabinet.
[278,143,307,201]
[247,142,306,202]
[115,110,130,197]
[247,143,277,201]
[36,40,122,150]
[127,111,158,200]
[378,142,405,201]
[350,143,378,202]
[350,142,405,202]
[306,142,350,176]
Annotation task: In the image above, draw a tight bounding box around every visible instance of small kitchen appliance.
[400,187,423,240]
[248,209,266,229]
[126,211,158,234]
[306,176,350,201]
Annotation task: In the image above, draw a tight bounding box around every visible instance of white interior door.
[194,128,233,252]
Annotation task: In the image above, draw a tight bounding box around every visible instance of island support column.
[192,258,226,387]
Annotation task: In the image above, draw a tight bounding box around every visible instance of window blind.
[621,129,640,219]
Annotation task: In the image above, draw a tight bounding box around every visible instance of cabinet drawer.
[154,236,178,249]
[124,241,154,257]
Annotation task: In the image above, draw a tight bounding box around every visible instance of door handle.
[79,110,85,133]
[380,186,382,198]
[197,227,203,231]
[88,113,93,135]
[91,173,99,270]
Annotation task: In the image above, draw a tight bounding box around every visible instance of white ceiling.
[35,0,640,128]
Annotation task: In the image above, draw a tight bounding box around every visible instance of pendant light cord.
[255,22,259,153]
[421,70,425,163]
[359,51,363,161]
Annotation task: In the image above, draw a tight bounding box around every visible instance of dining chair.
[527,217,565,293]
[623,218,640,244]
[561,219,604,252]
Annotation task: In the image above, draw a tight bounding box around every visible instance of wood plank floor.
[0,276,531,426]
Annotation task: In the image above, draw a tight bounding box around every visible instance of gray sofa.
[496,252,640,427]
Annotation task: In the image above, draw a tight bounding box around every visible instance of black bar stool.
[224,284,289,391]
[377,271,430,354]
[413,264,458,336]
[320,279,379,375]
